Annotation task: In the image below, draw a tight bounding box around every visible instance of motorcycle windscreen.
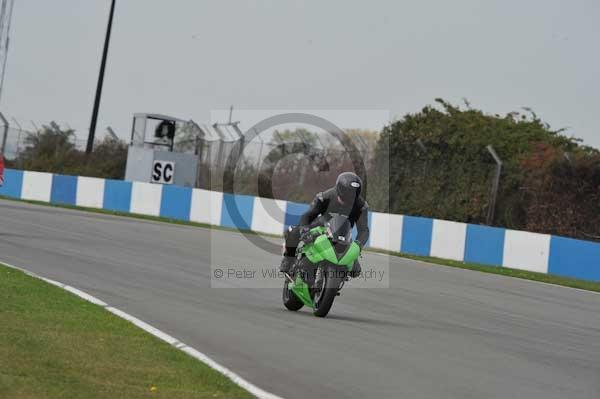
[326,213,352,244]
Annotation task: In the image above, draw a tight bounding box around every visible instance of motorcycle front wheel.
[282,277,304,311]
[312,264,344,317]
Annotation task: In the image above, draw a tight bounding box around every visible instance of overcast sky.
[2,0,599,147]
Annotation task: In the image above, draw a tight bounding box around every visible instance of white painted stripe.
[21,171,53,202]
[190,189,223,225]
[64,285,108,307]
[40,277,65,288]
[76,176,105,209]
[369,212,403,252]
[251,197,286,235]
[130,181,162,216]
[180,346,284,399]
[430,219,467,261]
[105,307,179,345]
[503,230,551,274]
[1,260,283,399]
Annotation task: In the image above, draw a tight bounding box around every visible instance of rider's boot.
[349,260,362,278]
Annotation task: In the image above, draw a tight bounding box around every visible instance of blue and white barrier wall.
[1,168,599,282]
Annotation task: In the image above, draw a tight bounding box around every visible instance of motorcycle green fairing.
[287,226,361,308]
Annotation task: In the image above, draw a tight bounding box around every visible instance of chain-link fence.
[375,140,504,225]
[185,124,505,229]
[0,113,495,221]
[0,114,90,162]
[0,115,28,161]
[184,123,379,202]
[373,137,600,241]
[0,113,378,196]
[2,111,598,241]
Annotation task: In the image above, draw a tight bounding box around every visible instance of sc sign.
[151,160,175,184]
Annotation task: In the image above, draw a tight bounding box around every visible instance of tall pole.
[0,0,15,106]
[486,145,503,225]
[86,0,116,154]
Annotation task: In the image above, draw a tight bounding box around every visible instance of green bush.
[370,99,599,239]
[14,122,127,180]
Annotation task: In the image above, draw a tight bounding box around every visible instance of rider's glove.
[299,226,316,244]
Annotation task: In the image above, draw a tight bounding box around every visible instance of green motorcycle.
[282,214,361,317]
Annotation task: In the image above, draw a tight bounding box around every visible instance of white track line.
[1,260,284,399]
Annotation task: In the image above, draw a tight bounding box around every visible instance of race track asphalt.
[1,199,599,399]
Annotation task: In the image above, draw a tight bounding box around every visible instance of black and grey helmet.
[335,172,362,204]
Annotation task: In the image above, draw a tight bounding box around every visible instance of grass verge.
[2,194,599,293]
[0,263,252,399]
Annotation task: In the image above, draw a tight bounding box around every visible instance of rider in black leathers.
[280,172,369,277]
